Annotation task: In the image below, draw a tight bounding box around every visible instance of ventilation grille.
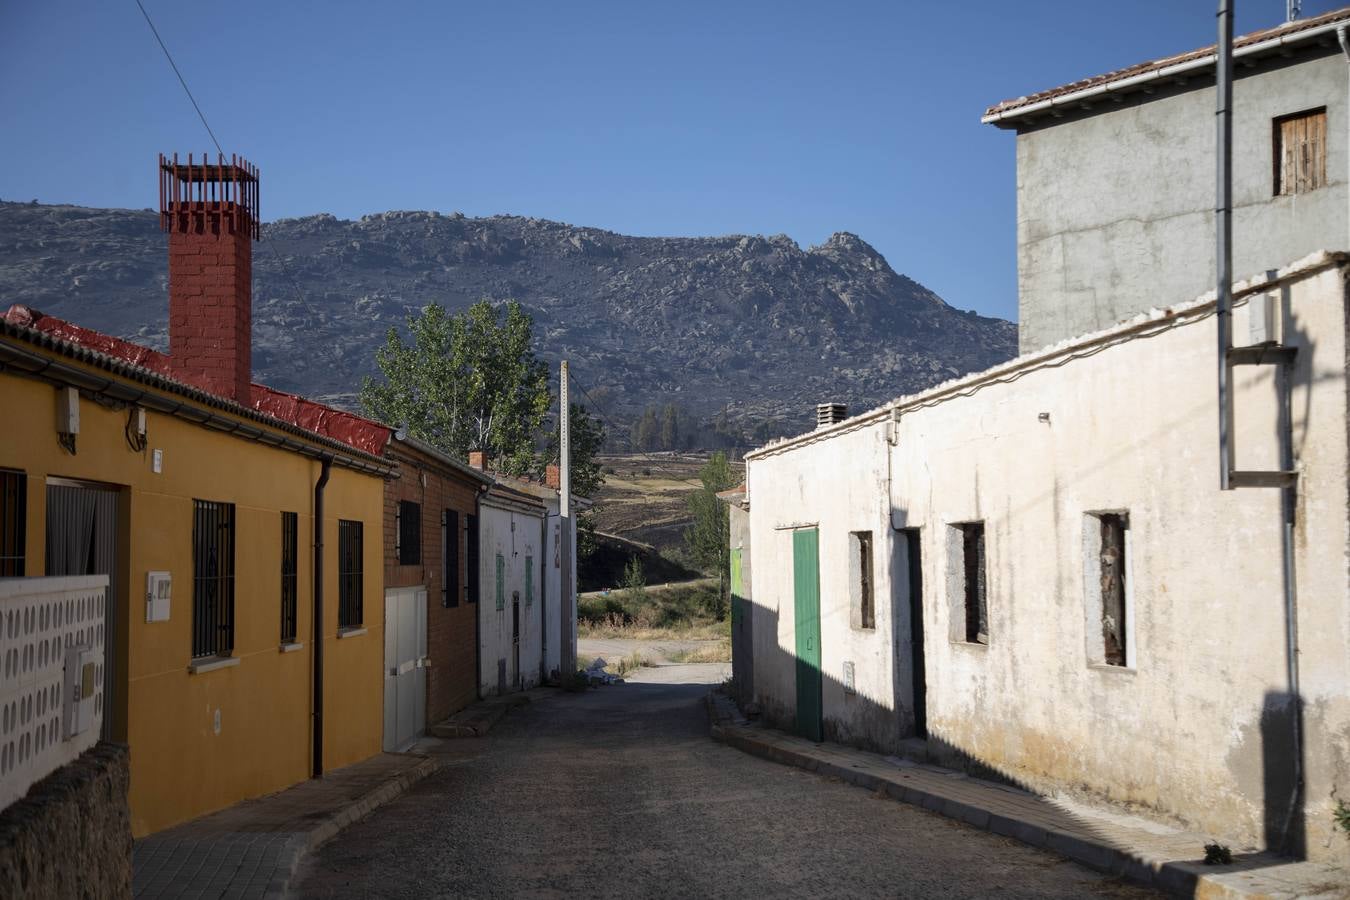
[816,403,848,429]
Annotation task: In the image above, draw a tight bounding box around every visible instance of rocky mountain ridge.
[0,200,1016,434]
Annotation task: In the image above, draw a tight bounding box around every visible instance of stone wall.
[0,742,131,899]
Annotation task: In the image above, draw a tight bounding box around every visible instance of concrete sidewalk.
[132,752,441,899]
[707,691,1349,900]
[427,686,553,738]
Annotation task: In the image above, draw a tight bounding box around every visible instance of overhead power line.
[133,0,337,361]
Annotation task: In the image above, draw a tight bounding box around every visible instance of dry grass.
[579,612,728,642]
[605,651,650,676]
[665,641,732,664]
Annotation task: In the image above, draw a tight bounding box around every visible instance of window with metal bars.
[495,553,506,611]
[395,500,421,565]
[281,511,298,644]
[0,469,25,577]
[442,509,460,608]
[338,519,364,629]
[525,556,533,607]
[466,514,480,604]
[1274,108,1327,196]
[193,500,236,658]
[958,522,988,645]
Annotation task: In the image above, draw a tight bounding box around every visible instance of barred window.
[442,509,460,608]
[193,500,236,658]
[281,511,298,644]
[525,555,533,607]
[0,469,25,577]
[338,519,364,629]
[396,500,421,565]
[495,553,506,611]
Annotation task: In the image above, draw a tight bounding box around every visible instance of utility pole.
[559,360,575,677]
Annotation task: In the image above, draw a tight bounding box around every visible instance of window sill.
[188,655,240,674]
[1088,663,1136,675]
[337,627,367,639]
[280,642,304,653]
[951,640,989,650]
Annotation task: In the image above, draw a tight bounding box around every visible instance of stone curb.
[705,690,1346,900]
[428,689,541,738]
[272,754,444,899]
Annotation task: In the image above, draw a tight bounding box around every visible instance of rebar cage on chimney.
[158,153,260,240]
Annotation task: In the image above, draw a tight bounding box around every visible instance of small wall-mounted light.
[1038,412,1052,425]
[126,406,149,452]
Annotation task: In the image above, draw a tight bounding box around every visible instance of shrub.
[1203,843,1232,865]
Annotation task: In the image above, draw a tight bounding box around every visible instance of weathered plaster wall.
[746,423,911,752]
[745,257,1350,860]
[477,499,545,696]
[1016,51,1348,352]
[729,501,754,706]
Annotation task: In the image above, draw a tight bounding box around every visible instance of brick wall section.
[0,742,132,899]
[167,207,253,403]
[385,445,486,724]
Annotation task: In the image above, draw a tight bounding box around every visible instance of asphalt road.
[294,670,1154,899]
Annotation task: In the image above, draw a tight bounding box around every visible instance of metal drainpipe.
[1217,0,1234,492]
[312,457,332,778]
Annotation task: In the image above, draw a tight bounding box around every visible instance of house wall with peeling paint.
[743,256,1350,861]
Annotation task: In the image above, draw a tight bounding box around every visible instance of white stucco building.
[477,482,548,696]
[734,9,1350,864]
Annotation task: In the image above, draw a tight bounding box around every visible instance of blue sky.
[2,1,1341,322]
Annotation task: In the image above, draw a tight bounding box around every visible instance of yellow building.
[0,156,392,835]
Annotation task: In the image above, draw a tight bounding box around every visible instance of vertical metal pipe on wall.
[312,457,332,779]
[1216,0,1234,491]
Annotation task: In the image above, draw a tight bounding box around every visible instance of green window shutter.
[525,556,533,606]
[495,553,505,610]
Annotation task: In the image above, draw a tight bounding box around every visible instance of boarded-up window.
[1274,108,1326,196]
[1099,514,1128,666]
[960,523,987,644]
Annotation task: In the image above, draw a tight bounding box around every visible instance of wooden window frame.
[1273,107,1327,196]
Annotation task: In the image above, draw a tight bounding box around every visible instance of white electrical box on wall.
[63,645,98,739]
[146,571,172,622]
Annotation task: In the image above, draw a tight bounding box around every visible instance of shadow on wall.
[735,590,1312,868]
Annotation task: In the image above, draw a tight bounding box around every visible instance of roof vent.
[816,403,848,429]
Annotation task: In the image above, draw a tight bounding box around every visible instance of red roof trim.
[3,304,391,457]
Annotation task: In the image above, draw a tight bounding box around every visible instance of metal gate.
[45,479,120,741]
[383,586,427,752]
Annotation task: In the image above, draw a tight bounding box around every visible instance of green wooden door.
[793,528,823,742]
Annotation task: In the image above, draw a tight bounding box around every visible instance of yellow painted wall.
[1,356,386,836]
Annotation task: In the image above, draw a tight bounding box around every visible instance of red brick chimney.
[545,464,560,490]
[468,450,487,470]
[160,153,260,403]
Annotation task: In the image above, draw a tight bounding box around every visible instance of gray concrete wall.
[1016,51,1348,352]
[0,742,132,899]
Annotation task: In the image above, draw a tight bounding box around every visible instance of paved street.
[294,668,1153,899]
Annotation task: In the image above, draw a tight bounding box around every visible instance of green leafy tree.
[359,300,550,475]
[684,451,736,619]
[621,555,646,607]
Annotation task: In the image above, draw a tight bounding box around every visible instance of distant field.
[591,453,745,557]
